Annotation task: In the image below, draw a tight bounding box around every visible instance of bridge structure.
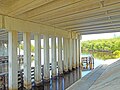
[0,0,120,90]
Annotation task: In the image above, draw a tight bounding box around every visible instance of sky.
[82,32,120,41]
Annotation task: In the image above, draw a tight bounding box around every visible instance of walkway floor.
[66,59,120,90]
[21,68,81,90]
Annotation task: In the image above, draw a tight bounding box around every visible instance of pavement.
[66,58,120,90]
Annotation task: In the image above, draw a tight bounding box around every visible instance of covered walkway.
[0,0,120,90]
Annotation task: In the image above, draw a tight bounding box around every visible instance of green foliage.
[19,43,35,52]
[113,50,120,58]
[81,37,120,52]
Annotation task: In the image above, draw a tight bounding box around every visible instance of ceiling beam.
[8,0,55,16]
[70,24,120,31]
[63,20,120,30]
[79,28,120,35]
[48,9,120,26]
[66,22,120,30]
[30,1,100,21]
[16,0,82,19]
[3,15,69,38]
[34,2,120,24]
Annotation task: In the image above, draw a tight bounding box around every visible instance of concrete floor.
[66,59,120,90]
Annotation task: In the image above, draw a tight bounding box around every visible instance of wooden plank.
[16,0,81,19]
[8,0,54,16]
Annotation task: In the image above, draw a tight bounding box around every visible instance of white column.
[77,39,80,68]
[66,38,69,71]
[51,36,57,78]
[43,35,50,81]
[72,39,74,69]
[23,32,31,89]
[73,39,77,69]
[79,35,82,78]
[8,31,18,90]
[69,38,72,71]
[58,37,63,75]
[34,34,42,85]
[63,38,68,72]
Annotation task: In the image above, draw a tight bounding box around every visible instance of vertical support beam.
[77,39,80,68]
[63,38,68,73]
[51,36,57,78]
[58,37,63,75]
[8,31,18,90]
[23,32,31,89]
[43,35,50,81]
[72,39,74,69]
[75,39,77,68]
[73,39,77,69]
[34,34,42,85]
[69,38,73,71]
[79,35,82,78]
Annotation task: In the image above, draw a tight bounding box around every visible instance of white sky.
[82,32,120,41]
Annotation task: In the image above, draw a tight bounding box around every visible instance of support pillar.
[58,37,63,75]
[77,39,80,68]
[51,36,57,78]
[34,34,42,85]
[23,32,31,89]
[79,35,82,78]
[73,39,77,69]
[63,38,68,73]
[69,38,73,71]
[8,31,18,90]
[43,35,50,82]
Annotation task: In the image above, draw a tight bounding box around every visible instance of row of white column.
[8,31,81,90]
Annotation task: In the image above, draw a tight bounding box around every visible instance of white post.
[23,32,31,89]
[66,38,69,72]
[77,39,80,68]
[69,38,73,71]
[34,34,42,85]
[43,35,50,82]
[8,31,18,90]
[58,37,63,75]
[51,36,57,78]
[78,35,82,78]
[73,39,76,69]
[63,38,68,73]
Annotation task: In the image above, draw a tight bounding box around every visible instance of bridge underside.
[0,0,120,90]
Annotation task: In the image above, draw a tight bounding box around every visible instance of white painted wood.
[8,31,18,90]
[66,38,69,72]
[34,34,42,84]
[77,39,80,67]
[63,38,68,72]
[23,32,31,89]
[58,37,63,74]
[43,35,50,80]
[79,39,82,78]
[51,36,57,77]
[69,38,73,71]
[72,39,77,69]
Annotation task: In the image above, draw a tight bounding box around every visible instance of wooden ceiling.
[0,0,120,35]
